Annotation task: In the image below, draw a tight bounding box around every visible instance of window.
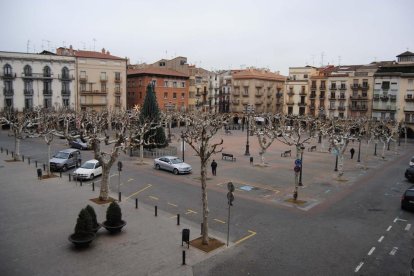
[62,67,69,79]
[80,83,86,92]
[173,93,177,99]
[330,101,335,108]
[44,98,51,108]
[5,98,13,107]
[159,62,165,66]
[181,93,185,99]
[115,72,121,81]
[24,98,33,109]
[100,72,107,81]
[24,65,32,76]
[152,80,156,87]
[62,98,69,107]
[4,64,12,76]
[43,81,52,94]
[382,81,390,90]
[115,96,120,105]
[115,83,120,93]
[24,80,33,91]
[101,83,106,92]
[339,113,344,118]
[244,87,249,95]
[304,74,308,79]
[62,82,70,94]
[80,71,86,79]
[363,79,368,88]
[173,81,177,88]
[331,82,336,89]
[181,82,185,88]
[43,66,51,77]
[164,92,168,99]
[408,79,414,89]
[164,80,169,87]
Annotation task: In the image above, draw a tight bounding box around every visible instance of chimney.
[69,45,73,55]
[102,48,105,54]
[106,50,110,55]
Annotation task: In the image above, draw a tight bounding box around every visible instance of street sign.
[227,192,234,206]
[294,166,301,173]
[295,159,302,166]
[227,182,235,192]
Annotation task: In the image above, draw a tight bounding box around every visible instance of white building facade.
[0,51,76,111]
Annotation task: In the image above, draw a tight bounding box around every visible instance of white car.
[154,156,192,175]
[73,159,102,180]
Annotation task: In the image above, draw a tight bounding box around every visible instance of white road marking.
[389,247,398,255]
[325,189,331,194]
[394,217,408,223]
[368,247,375,256]
[355,262,364,272]
[405,224,411,231]
[378,236,384,243]
[386,226,392,231]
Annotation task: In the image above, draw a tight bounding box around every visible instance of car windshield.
[54,152,69,159]
[406,190,414,197]
[81,162,95,169]
[170,158,183,164]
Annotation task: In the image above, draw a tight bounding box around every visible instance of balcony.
[24,89,33,96]
[298,102,307,106]
[242,93,249,97]
[309,94,316,99]
[276,92,283,98]
[349,105,368,111]
[115,77,122,83]
[43,89,53,96]
[115,87,122,94]
[3,88,14,96]
[287,91,294,96]
[22,73,53,79]
[299,90,307,96]
[255,81,264,87]
[328,106,336,110]
[338,95,346,100]
[255,91,263,97]
[328,95,336,100]
[372,103,396,111]
[319,95,325,99]
[61,90,71,96]
[310,105,315,110]
[390,95,397,102]
[311,85,317,90]
[350,84,359,90]
[233,91,240,97]
[329,86,337,91]
[80,88,108,95]
[0,73,16,79]
[286,101,294,106]
[338,106,346,111]
[380,95,389,102]
[80,97,108,106]
[100,75,108,82]
[242,99,250,105]
[405,96,414,102]
[339,85,347,90]
[79,75,88,82]
[361,84,369,90]
[58,74,75,81]
[319,85,326,90]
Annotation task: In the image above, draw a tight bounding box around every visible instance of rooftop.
[127,67,189,78]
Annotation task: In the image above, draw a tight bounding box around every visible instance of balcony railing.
[286,101,294,105]
[310,105,315,110]
[43,89,53,96]
[80,88,108,94]
[79,75,88,82]
[405,96,414,102]
[319,85,326,90]
[349,105,368,111]
[339,85,347,90]
[242,93,249,97]
[390,95,397,102]
[361,84,369,90]
[372,104,396,111]
[330,86,337,90]
[276,92,283,98]
[299,91,307,96]
[338,95,346,100]
[309,94,316,99]
[337,106,346,111]
[328,95,336,100]
[319,95,325,99]
[61,90,71,96]
[380,95,389,101]
[0,73,16,79]
[3,88,14,96]
[328,106,336,110]
[351,84,359,90]
[115,87,122,94]
[58,74,75,81]
[255,91,263,97]
[287,91,294,96]
[298,102,307,106]
[24,89,33,96]
[115,77,122,83]
[311,85,317,89]
[100,75,108,82]
[22,73,53,79]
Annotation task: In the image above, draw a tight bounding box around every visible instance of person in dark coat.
[211,160,217,176]
[350,148,355,159]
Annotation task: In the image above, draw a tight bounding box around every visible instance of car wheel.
[62,165,68,172]
[173,168,179,175]
[89,174,94,180]
[155,164,160,170]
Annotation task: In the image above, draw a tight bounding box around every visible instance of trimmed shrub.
[106,201,122,227]
[73,208,93,239]
[85,205,99,228]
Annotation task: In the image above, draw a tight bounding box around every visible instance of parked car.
[70,138,89,150]
[154,156,192,175]
[401,185,414,211]
[410,157,414,167]
[49,149,81,172]
[73,159,102,180]
[405,166,414,182]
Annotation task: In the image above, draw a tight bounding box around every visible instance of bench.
[308,145,317,152]
[281,150,292,157]
[222,153,236,161]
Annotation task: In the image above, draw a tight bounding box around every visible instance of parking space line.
[185,209,197,215]
[386,226,392,231]
[149,196,159,200]
[355,262,364,272]
[368,247,375,256]
[168,202,178,207]
[127,178,134,182]
[213,218,226,224]
[125,184,152,200]
[378,236,384,243]
[389,247,398,255]
[170,215,177,219]
[235,230,257,245]
[405,224,411,231]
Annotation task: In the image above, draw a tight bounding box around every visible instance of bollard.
[182,250,186,265]
[6,149,8,155]
[11,151,14,158]
[92,182,95,191]
[59,171,62,178]
[22,155,24,162]
[118,192,121,202]
[177,214,180,225]
[1,147,2,153]
[35,160,38,168]
[28,157,30,165]
[68,174,71,182]
[135,198,138,209]
[43,164,46,172]
[155,206,158,217]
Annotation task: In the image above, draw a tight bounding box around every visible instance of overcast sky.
[1,0,413,75]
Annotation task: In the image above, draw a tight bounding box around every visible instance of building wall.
[372,76,398,121]
[285,67,316,115]
[77,57,126,112]
[0,51,76,111]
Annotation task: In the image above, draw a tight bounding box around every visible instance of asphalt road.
[1,130,413,275]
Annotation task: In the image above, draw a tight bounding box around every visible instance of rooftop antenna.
[311,54,315,66]
[93,38,96,51]
[63,41,66,48]
[26,40,30,53]
[320,52,325,67]
[46,40,51,51]
[81,41,86,50]
[338,56,341,66]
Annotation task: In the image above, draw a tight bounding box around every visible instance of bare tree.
[250,114,280,166]
[0,108,39,161]
[181,112,229,245]
[375,119,399,159]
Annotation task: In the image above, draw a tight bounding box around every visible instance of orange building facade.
[127,68,189,111]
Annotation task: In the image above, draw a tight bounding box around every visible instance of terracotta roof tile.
[127,67,189,78]
[74,50,125,60]
[232,69,286,81]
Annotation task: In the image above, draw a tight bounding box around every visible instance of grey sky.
[1,0,413,75]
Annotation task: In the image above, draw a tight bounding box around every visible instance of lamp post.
[334,155,338,171]
[165,103,173,143]
[357,138,361,162]
[374,142,377,156]
[244,105,253,156]
[298,145,305,186]
[181,131,185,162]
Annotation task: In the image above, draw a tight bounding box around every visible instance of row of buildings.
[1,48,414,129]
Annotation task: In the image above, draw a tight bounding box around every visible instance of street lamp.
[298,145,305,186]
[334,155,338,171]
[244,105,253,156]
[357,138,361,162]
[181,131,185,162]
[374,142,377,156]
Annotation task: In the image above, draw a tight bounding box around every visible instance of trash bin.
[182,229,190,248]
[37,168,42,179]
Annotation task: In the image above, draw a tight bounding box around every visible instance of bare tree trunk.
[337,154,344,177]
[47,144,51,175]
[140,143,144,164]
[259,150,265,166]
[99,165,110,200]
[201,160,209,245]
[381,142,386,159]
[14,136,21,161]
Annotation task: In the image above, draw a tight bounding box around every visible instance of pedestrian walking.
[211,159,217,176]
[350,148,355,159]
[250,156,253,165]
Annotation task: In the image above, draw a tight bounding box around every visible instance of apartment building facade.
[232,68,285,114]
[285,66,317,115]
[0,51,76,111]
[56,46,127,112]
[127,68,189,112]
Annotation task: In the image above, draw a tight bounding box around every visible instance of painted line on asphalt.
[170,215,177,219]
[127,178,134,182]
[378,236,384,243]
[168,202,178,207]
[389,247,398,255]
[125,184,152,200]
[325,189,331,194]
[185,209,197,215]
[213,218,226,224]
[368,247,375,256]
[355,262,364,273]
[386,226,392,232]
[235,230,257,245]
[236,188,245,192]
[394,217,407,223]
[149,196,159,200]
[110,174,117,178]
[405,224,411,231]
